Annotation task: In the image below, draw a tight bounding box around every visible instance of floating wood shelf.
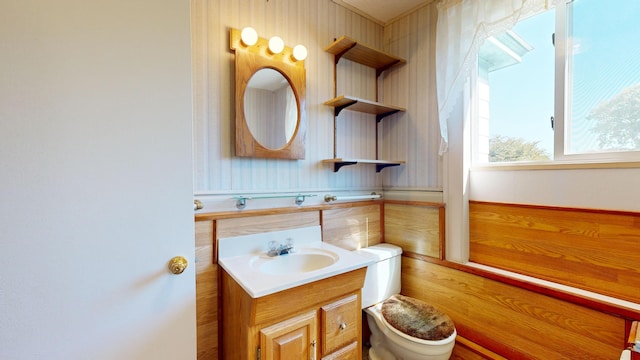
[324,36,406,77]
[324,36,408,173]
[324,95,405,122]
[322,158,406,173]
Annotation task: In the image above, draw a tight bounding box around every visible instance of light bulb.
[268,36,284,54]
[240,27,258,46]
[292,45,308,61]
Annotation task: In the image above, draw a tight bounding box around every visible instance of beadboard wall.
[382,4,441,190]
[191,0,442,211]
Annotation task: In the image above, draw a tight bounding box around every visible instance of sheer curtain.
[435,0,552,154]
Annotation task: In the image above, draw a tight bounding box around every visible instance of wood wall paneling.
[401,257,626,359]
[216,211,320,239]
[198,201,638,359]
[451,336,508,360]
[469,201,640,304]
[384,202,442,258]
[195,220,218,360]
[321,203,382,250]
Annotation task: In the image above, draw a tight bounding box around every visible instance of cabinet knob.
[339,322,347,331]
[168,256,188,274]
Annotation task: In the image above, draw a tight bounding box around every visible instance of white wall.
[0,1,195,359]
[192,0,444,212]
[471,167,640,212]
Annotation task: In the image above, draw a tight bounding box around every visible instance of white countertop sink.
[253,248,339,275]
[218,226,374,298]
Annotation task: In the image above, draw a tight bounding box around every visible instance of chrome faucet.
[267,238,294,257]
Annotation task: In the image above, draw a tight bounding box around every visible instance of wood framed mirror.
[230,28,306,159]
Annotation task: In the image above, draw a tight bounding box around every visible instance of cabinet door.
[321,341,359,360]
[260,310,318,360]
[321,294,360,356]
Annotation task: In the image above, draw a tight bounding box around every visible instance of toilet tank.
[357,243,403,309]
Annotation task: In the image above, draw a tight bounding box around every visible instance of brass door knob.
[168,256,188,274]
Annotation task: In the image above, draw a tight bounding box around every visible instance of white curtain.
[435,0,553,154]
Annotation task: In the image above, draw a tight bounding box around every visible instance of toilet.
[358,244,456,360]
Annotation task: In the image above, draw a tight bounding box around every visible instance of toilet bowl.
[365,301,456,360]
[357,244,456,360]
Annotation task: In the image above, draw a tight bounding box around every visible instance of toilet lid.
[381,294,455,341]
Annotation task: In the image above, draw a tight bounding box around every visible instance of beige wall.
[192,0,443,212]
[383,5,442,189]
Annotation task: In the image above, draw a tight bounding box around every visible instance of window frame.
[475,0,640,166]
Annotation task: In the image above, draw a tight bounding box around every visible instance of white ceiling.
[332,0,433,25]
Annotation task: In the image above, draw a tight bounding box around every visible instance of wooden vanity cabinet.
[259,310,318,360]
[321,294,359,356]
[221,267,367,360]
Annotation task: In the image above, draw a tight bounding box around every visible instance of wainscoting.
[469,201,640,304]
[403,256,626,359]
[194,202,382,359]
[195,200,639,359]
[382,200,638,358]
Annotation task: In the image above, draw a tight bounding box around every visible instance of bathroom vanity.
[218,226,373,360]
[221,267,365,360]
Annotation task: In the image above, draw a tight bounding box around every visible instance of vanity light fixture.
[268,36,285,54]
[292,44,308,61]
[237,27,306,62]
[240,27,258,46]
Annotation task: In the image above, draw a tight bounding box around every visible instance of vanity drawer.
[321,341,358,360]
[320,294,359,356]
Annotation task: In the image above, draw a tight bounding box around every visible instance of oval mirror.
[232,33,306,160]
[243,68,298,149]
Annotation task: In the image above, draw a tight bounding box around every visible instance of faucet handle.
[267,241,279,257]
[283,238,294,254]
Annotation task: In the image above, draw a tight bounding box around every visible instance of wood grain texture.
[251,268,365,326]
[324,36,406,71]
[321,295,359,356]
[451,336,507,360]
[320,341,358,360]
[195,202,377,221]
[322,204,381,250]
[221,267,259,360]
[402,256,626,359]
[384,202,442,258]
[470,201,640,303]
[232,33,306,160]
[195,220,218,360]
[222,268,365,360]
[259,310,317,360]
[216,212,320,239]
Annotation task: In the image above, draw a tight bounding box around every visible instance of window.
[475,0,640,163]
